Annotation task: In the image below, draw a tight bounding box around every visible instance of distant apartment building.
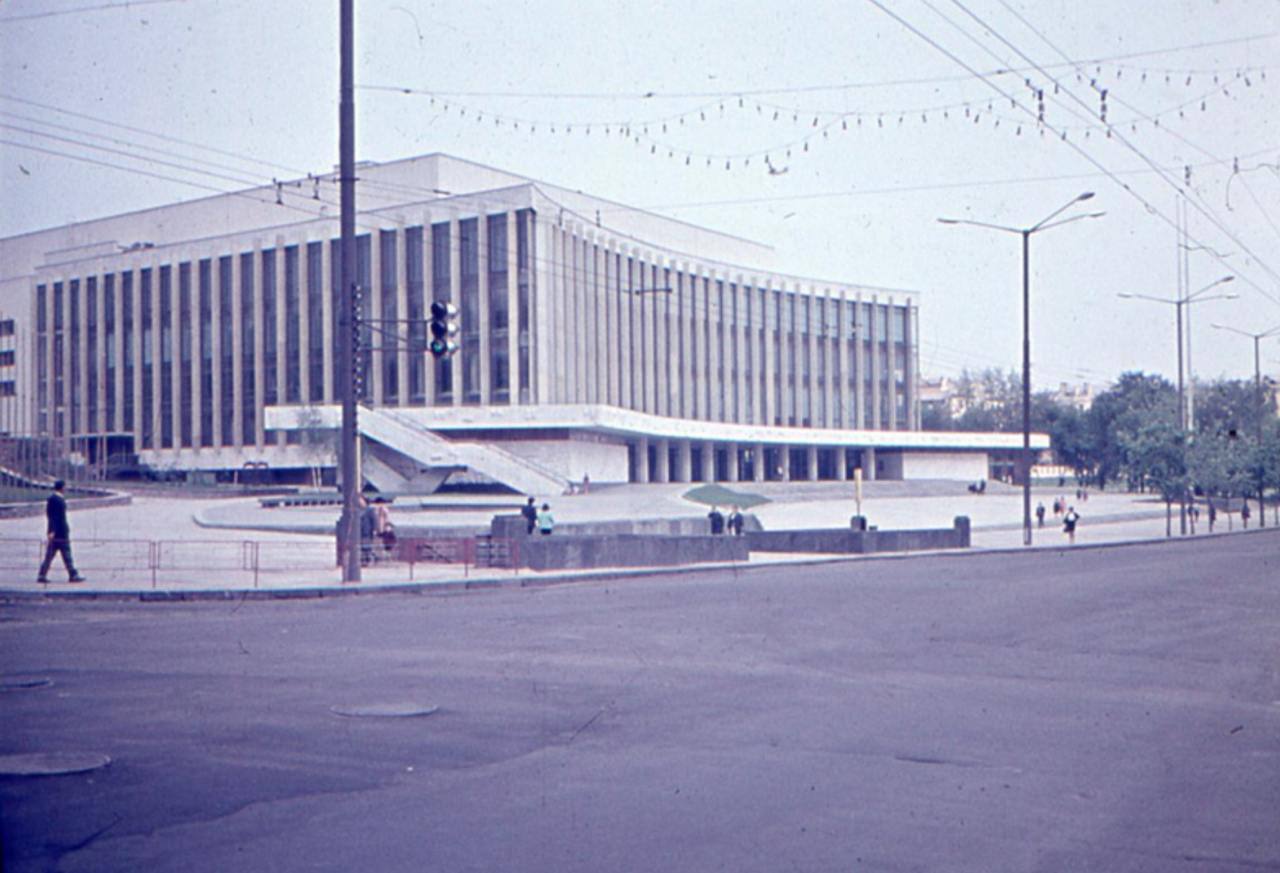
[0,154,1041,491]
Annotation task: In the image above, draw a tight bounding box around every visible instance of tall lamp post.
[1118,275,1236,534]
[939,192,1103,547]
[1209,321,1280,528]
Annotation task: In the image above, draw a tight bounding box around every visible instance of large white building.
[0,153,1039,491]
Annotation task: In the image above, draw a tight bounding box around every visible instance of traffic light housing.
[428,300,459,358]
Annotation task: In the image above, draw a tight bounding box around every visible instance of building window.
[198,259,213,447]
[459,217,480,404]
[36,285,48,433]
[284,245,301,405]
[218,256,234,446]
[159,266,173,448]
[405,226,425,405]
[86,277,98,434]
[104,275,116,432]
[261,249,277,412]
[487,213,509,403]
[432,222,452,402]
[240,252,256,445]
[516,209,533,404]
[379,230,398,403]
[307,241,325,402]
[178,262,193,448]
[140,269,153,448]
[69,279,80,435]
[121,273,135,436]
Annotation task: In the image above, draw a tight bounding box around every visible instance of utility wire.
[866,0,1279,309]
[940,0,1280,295]
[0,0,184,23]
[358,31,1276,100]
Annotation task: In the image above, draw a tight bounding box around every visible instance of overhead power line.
[865,0,1280,310]
[358,31,1276,100]
[0,0,185,24]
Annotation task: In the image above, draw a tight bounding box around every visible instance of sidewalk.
[1,482,1269,599]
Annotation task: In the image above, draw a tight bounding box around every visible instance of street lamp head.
[937,217,960,225]
[1076,191,1096,202]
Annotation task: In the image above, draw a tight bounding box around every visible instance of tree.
[1085,372,1177,491]
[1120,419,1187,536]
[296,405,336,488]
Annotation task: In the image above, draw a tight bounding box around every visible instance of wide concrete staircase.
[358,407,570,496]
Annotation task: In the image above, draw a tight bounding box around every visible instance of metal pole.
[1022,230,1032,547]
[337,0,361,583]
[1175,299,1186,535]
[1256,335,1266,528]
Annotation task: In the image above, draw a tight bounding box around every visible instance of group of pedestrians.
[521,497,555,535]
[1034,497,1081,544]
[706,505,745,536]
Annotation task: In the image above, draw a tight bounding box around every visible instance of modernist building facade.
[1,153,1038,490]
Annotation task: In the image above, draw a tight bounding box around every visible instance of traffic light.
[428,300,459,358]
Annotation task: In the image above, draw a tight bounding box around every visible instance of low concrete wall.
[0,491,132,520]
[746,516,971,554]
[492,514,717,539]
[517,533,748,571]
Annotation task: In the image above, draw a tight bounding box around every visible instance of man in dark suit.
[37,480,85,584]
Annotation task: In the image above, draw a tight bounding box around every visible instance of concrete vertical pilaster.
[724,442,738,482]
[635,436,650,483]
[864,447,877,481]
[701,440,715,482]
[653,438,669,483]
[675,440,692,482]
[753,443,765,482]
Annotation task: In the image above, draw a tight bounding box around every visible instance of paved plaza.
[0,481,1270,596]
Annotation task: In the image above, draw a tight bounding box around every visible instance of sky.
[1,0,1278,392]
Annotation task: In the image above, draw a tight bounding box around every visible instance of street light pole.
[1210,321,1280,529]
[338,0,361,583]
[1119,276,1236,535]
[939,193,1102,547]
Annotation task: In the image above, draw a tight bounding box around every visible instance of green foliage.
[922,369,1279,507]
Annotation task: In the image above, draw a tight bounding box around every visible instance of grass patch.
[682,483,770,509]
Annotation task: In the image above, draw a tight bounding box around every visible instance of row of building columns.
[632,439,878,484]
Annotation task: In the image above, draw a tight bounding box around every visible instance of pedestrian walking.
[727,506,745,536]
[1241,499,1251,529]
[707,505,725,535]
[358,496,378,565]
[1035,502,1046,528]
[1063,506,1080,545]
[537,503,555,535]
[1208,502,1217,533]
[37,480,85,584]
[521,496,538,535]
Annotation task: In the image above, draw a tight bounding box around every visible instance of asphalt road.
[2,533,1278,873]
